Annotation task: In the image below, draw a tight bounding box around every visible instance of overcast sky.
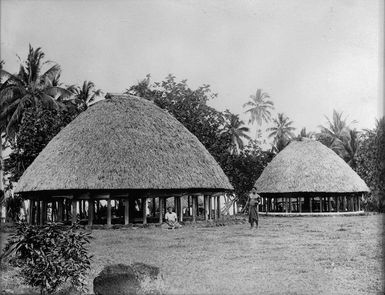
[1,0,383,140]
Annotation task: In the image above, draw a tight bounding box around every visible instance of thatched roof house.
[16,94,232,194]
[16,94,232,225]
[254,139,369,213]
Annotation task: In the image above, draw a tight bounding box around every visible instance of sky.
[1,0,383,142]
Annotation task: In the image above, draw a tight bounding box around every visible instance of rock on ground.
[93,263,164,295]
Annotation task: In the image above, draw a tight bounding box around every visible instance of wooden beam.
[328,197,331,212]
[358,195,362,211]
[88,199,94,226]
[71,199,77,224]
[107,199,112,226]
[319,197,323,213]
[217,195,221,219]
[192,196,197,223]
[285,198,288,213]
[142,197,147,225]
[195,196,199,216]
[124,199,129,225]
[159,197,164,223]
[309,197,313,213]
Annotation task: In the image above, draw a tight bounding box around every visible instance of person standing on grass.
[245,188,261,229]
[164,207,181,229]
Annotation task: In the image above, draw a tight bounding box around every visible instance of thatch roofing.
[254,139,369,194]
[15,94,233,195]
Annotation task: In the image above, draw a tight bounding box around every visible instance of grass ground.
[1,214,384,294]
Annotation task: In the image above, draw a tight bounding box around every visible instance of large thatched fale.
[16,94,232,226]
[16,94,232,194]
[254,139,369,214]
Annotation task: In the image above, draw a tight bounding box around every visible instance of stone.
[93,263,164,295]
[93,264,140,295]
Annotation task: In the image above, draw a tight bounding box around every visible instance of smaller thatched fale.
[255,139,369,194]
[253,139,369,214]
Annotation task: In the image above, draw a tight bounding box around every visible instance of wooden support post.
[319,197,323,213]
[38,200,43,225]
[285,198,288,213]
[309,197,313,213]
[57,199,63,222]
[28,200,34,224]
[159,197,163,223]
[187,196,191,216]
[213,197,218,220]
[107,199,112,226]
[152,198,156,217]
[343,197,347,211]
[142,197,147,225]
[298,197,302,213]
[192,196,197,222]
[328,197,331,212]
[208,196,212,219]
[336,196,340,212]
[178,196,183,222]
[217,196,221,219]
[71,199,77,224]
[124,199,129,225]
[288,197,292,213]
[163,197,167,216]
[265,197,268,213]
[204,195,209,220]
[357,194,364,211]
[350,196,354,211]
[88,199,94,226]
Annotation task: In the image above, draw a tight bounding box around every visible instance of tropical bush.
[0,223,92,294]
[355,118,385,212]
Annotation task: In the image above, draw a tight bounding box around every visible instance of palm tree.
[318,110,357,162]
[243,89,274,126]
[222,110,250,154]
[297,127,314,139]
[0,45,71,139]
[266,113,296,149]
[67,80,103,111]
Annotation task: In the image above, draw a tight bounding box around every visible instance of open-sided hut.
[254,138,369,214]
[15,94,233,225]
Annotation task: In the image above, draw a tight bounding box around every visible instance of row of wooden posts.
[262,195,362,213]
[26,194,224,226]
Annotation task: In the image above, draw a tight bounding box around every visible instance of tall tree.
[243,89,274,126]
[221,110,250,154]
[0,45,71,140]
[266,113,295,152]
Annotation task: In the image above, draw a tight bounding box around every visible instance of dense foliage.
[355,118,385,211]
[4,107,80,183]
[1,223,92,294]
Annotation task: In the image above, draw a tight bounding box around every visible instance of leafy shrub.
[0,223,92,294]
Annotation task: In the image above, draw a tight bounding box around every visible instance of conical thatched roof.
[15,94,233,194]
[254,139,369,194]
